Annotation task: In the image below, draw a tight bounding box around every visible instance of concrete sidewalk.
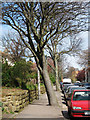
[13,87,64,119]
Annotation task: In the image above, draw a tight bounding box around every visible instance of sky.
[66,31,88,70]
[0,24,88,70]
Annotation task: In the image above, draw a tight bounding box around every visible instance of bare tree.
[47,33,84,90]
[77,49,88,67]
[2,2,88,105]
[46,1,88,90]
[2,32,32,62]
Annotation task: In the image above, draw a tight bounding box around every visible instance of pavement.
[2,86,69,120]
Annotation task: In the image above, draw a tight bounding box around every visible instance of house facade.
[85,65,90,82]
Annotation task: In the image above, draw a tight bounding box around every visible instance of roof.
[73,89,90,92]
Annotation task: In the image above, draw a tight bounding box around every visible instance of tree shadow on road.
[62,101,67,105]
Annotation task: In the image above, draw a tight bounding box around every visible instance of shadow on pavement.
[62,98,65,100]
[62,101,66,105]
[61,96,64,98]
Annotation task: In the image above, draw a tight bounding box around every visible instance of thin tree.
[46,1,88,90]
[77,49,88,67]
[47,34,83,90]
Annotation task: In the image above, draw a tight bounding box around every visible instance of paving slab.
[14,91,63,118]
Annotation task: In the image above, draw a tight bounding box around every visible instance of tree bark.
[55,54,60,91]
[42,54,58,106]
[61,71,63,82]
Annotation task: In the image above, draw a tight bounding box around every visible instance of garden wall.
[2,86,45,113]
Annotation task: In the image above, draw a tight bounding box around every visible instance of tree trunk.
[61,72,63,82]
[37,68,40,99]
[60,63,63,82]
[55,54,60,91]
[42,55,58,106]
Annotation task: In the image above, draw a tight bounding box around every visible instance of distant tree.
[49,73,56,85]
[77,49,88,67]
[76,69,85,82]
[47,33,83,90]
[66,67,75,77]
[2,32,32,62]
[47,57,55,73]
[47,57,56,84]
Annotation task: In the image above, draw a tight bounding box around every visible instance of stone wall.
[2,86,45,113]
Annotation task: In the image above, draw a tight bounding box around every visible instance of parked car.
[80,82,85,87]
[83,82,90,89]
[62,83,73,94]
[63,78,72,83]
[76,81,81,83]
[74,82,81,86]
[65,86,79,100]
[65,87,86,104]
[67,89,90,118]
[61,82,72,90]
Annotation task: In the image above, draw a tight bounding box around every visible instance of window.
[73,91,90,100]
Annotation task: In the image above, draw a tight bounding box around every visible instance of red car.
[67,89,90,118]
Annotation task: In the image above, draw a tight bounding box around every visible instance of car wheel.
[69,114,73,120]
[68,107,73,119]
[68,107,70,115]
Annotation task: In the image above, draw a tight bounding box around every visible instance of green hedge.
[2,59,37,89]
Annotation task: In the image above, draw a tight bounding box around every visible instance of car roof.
[67,85,79,88]
[64,84,73,86]
[71,87,86,90]
[84,82,90,83]
[73,89,90,92]
[84,82,90,84]
[63,82,72,84]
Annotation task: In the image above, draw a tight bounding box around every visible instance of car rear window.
[84,83,90,86]
[71,87,85,91]
[73,91,90,100]
[63,82,71,84]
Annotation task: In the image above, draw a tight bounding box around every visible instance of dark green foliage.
[2,59,37,89]
[13,59,32,88]
[26,81,37,90]
[2,61,16,87]
[49,73,56,84]
[0,102,4,112]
